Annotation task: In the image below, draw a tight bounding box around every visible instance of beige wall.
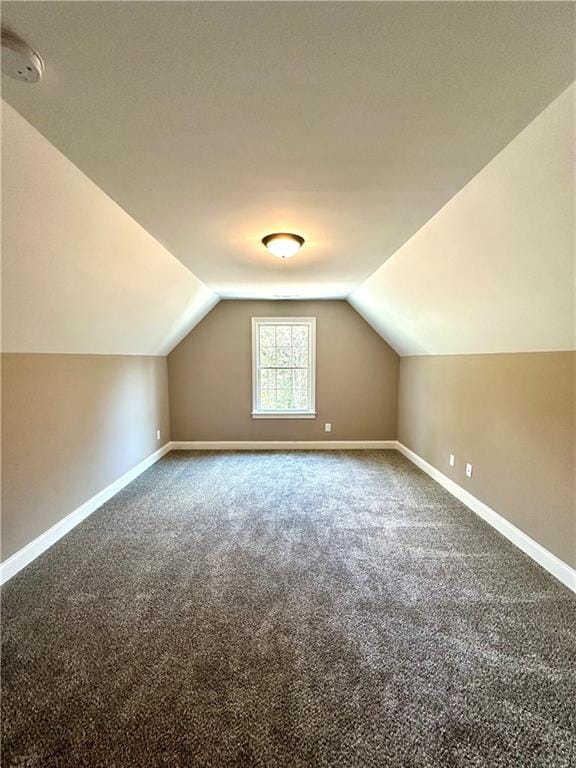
[1,354,170,561]
[398,352,575,568]
[168,300,399,441]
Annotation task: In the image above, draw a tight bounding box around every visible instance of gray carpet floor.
[1,450,575,767]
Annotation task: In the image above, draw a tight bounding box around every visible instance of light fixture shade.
[262,233,304,259]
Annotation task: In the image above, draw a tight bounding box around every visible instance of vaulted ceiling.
[3,2,574,298]
[2,102,218,355]
[1,2,574,355]
[350,84,575,355]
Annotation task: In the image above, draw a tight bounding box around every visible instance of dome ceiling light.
[262,233,304,259]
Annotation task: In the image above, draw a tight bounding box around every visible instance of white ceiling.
[350,85,575,356]
[2,102,218,355]
[2,1,574,300]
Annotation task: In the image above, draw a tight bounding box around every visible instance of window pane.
[292,326,308,347]
[294,389,308,409]
[260,346,275,367]
[276,369,292,390]
[275,346,291,367]
[293,369,307,390]
[276,325,291,345]
[292,347,308,368]
[276,389,290,410]
[259,325,275,346]
[260,368,276,389]
[260,389,276,410]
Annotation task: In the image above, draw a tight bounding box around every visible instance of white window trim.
[251,317,316,419]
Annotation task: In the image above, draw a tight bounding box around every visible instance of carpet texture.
[1,450,575,767]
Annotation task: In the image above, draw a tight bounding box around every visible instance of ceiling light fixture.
[262,233,304,259]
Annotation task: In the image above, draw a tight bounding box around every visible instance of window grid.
[252,318,316,418]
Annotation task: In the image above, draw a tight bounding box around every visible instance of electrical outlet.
[156,430,161,441]
[449,454,455,467]
[465,462,473,479]
[325,423,332,433]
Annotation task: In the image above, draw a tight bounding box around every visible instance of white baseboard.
[0,442,172,585]
[396,442,575,593]
[4,439,573,594]
[170,440,397,450]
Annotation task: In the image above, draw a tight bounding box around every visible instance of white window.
[252,317,316,419]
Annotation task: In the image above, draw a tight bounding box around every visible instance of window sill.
[251,412,317,420]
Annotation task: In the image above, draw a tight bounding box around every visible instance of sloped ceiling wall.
[3,80,574,359]
[3,1,574,302]
[349,84,575,356]
[1,102,218,356]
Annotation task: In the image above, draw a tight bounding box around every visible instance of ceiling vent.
[1,30,44,84]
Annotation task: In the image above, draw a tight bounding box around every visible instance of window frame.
[251,316,316,419]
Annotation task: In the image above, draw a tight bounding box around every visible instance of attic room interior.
[0,1,574,766]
